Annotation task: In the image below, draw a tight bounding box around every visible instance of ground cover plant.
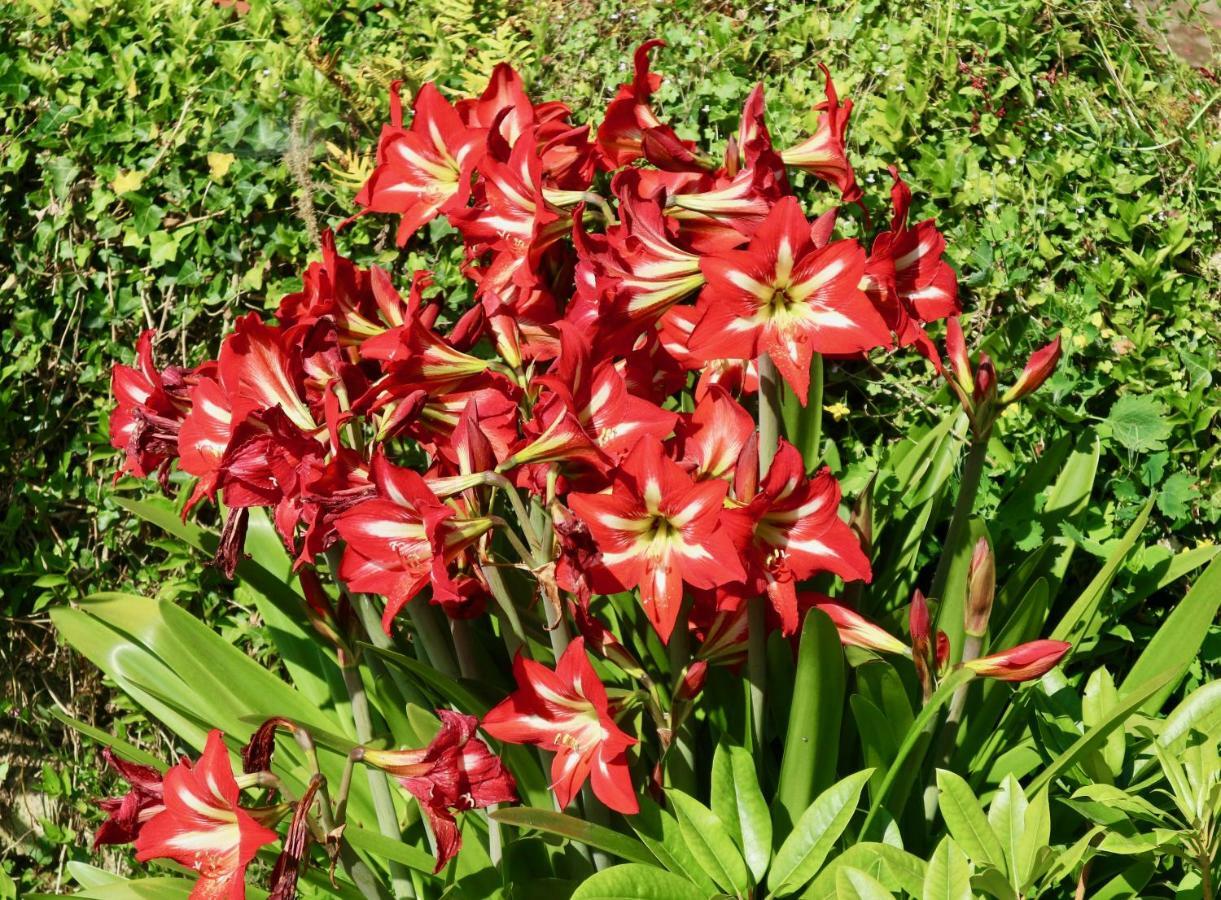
[1,0,1218,897]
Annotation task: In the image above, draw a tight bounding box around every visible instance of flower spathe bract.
[481,638,639,814]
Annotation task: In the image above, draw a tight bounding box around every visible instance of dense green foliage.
[0,0,1217,895]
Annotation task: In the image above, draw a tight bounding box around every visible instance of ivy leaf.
[1103,394,1172,454]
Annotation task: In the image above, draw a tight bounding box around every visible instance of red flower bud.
[973,353,997,404]
[944,318,972,391]
[964,536,995,637]
[963,639,1071,682]
[1002,336,1061,404]
[935,630,951,673]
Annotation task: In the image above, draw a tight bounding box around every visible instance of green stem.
[580,784,612,871]
[666,598,697,795]
[480,563,528,658]
[807,352,824,469]
[929,434,990,605]
[922,633,983,824]
[406,599,460,680]
[750,355,783,754]
[340,663,414,898]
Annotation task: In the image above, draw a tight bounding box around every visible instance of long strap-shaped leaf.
[1120,556,1221,713]
[1026,668,1175,795]
[860,668,976,838]
[1050,496,1153,647]
[490,807,658,866]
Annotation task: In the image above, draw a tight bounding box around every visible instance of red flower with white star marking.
[481,638,639,814]
[133,730,277,900]
[567,437,744,643]
[688,196,891,404]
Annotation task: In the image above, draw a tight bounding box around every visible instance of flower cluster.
[107,43,1067,888]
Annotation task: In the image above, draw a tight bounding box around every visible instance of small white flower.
[1076,206,1085,214]
[765,2,775,9]
[866,173,876,183]
[1008,157,1017,165]
[1054,123,1064,132]
[701,104,709,112]
[262,68,271,76]
[880,43,890,51]
[854,15,862,22]
[1042,131,1051,141]
[896,82,906,91]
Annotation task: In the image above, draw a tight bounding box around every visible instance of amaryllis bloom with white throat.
[133,730,277,900]
[567,437,745,643]
[688,196,891,404]
[481,638,639,814]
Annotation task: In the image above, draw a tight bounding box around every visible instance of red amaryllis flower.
[335,454,494,629]
[568,437,745,643]
[596,40,694,170]
[688,196,890,404]
[811,600,910,656]
[110,330,201,483]
[862,168,959,359]
[362,710,517,872]
[134,730,277,900]
[482,638,639,814]
[94,749,166,848]
[676,384,756,482]
[963,640,1071,682]
[356,82,485,245]
[727,442,872,635]
[779,64,860,202]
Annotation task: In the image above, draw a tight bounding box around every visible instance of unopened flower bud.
[909,590,932,700]
[963,640,1071,682]
[935,630,950,674]
[945,318,973,392]
[964,537,995,637]
[814,602,910,657]
[1002,336,1061,404]
[676,660,708,703]
[973,354,997,404]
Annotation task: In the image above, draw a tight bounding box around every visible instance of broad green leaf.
[630,796,719,896]
[851,695,898,798]
[775,608,845,833]
[922,837,972,900]
[1027,668,1174,794]
[569,864,706,900]
[1082,667,1124,778]
[669,790,751,896]
[935,769,1004,872]
[988,775,1028,893]
[1051,497,1153,646]
[1160,679,1221,749]
[833,867,894,900]
[1121,556,1221,712]
[1104,394,1172,453]
[711,739,772,882]
[800,843,926,899]
[768,769,873,896]
[489,807,657,866]
[1015,786,1050,889]
[861,667,975,836]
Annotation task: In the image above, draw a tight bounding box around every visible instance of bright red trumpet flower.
[688,197,890,404]
[134,730,277,900]
[482,638,639,814]
[568,438,745,643]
